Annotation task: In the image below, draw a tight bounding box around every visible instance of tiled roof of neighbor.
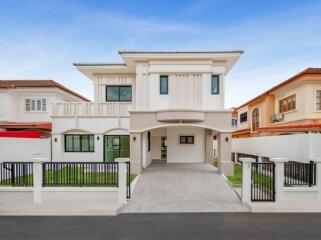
[118,50,244,54]
[0,80,90,101]
[73,63,127,66]
[235,68,321,110]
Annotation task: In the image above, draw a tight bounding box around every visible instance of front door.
[104,135,130,162]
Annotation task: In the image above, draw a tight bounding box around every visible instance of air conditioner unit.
[272,113,283,122]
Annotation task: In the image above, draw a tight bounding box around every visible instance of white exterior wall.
[167,127,205,163]
[0,137,50,161]
[0,88,86,123]
[136,62,226,110]
[232,133,321,162]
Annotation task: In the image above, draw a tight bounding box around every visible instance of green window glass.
[64,134,95,152]
[104,135,130,162]
[160,75,168,94]
[106,86,132,102]
[211,75,220,94]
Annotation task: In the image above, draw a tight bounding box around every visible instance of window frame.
[64,134,95,153]
[25,98,47,112]
[160,75,169,95]
[179,136,194,144]
[105,85,132,102]
[211,75,220,95]
[239,112,248,123]
[231,119,238,126]
[279,94,296,113]
[316,89,321,112]
[252,108,260,132]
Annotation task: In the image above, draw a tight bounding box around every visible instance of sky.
[1,0,321,107]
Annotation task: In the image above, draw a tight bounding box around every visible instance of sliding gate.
[251,162,275,202]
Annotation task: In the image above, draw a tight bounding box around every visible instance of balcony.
[51,102,132,117]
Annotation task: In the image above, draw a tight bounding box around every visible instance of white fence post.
[313,158,321,201]
[240,158,256,204]
[115,158,128,205]
[270,158,288,202]
[31,157,46,204]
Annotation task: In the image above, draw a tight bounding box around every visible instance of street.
[0,213,320,240]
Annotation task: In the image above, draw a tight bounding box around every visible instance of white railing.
[51,102,132,117]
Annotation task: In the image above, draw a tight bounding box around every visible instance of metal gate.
[251,162,275,201]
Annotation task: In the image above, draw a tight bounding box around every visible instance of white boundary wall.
[232,133,321,163]
[0,137,50,161]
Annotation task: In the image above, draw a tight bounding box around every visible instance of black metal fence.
[42,162,131,198]
[42,162,119,187]
[251,162,275,201]
[0,162,33,187]
[284,161,316,187]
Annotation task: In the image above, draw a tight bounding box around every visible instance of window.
[232,119,238,126]
[104,135,130,162]
[240,112,248,123]
[25,98,47,112]
[316,90,321,111]
[180,136,194,144]
[252,108,260,132]
[65,134,94,152]
[279,95,296,113]
[211,75,220,94]
[160,75,168,94]
[106,86,132,102]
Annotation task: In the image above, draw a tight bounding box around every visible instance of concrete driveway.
[122,163,249,213]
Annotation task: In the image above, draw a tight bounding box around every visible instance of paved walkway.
[122,163,249,213]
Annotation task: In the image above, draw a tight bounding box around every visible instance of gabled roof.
[0,80,90,101]
[235,68,321,110]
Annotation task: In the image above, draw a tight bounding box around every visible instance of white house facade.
[51,50,244,176]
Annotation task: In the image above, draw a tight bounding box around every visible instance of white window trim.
[315,89,321,112]
[25,97,48,113]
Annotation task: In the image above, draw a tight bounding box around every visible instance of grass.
[227,164,243,186]
[0,167,136,187]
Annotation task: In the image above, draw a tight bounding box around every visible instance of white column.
[257,156,263,163]
[270,158,288,202]
[115,158,129,205]
[31,157,46,204]
[313,158,321,201]
[241,158,256,204]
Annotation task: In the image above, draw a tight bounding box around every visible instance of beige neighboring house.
[51,50,244,176]
[233,68,321,138]
[231,68,321,163]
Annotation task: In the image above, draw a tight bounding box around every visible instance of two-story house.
[231,68,321,163]
[0,80,89,137]
[51,50,244,176]
[233,68,321,138]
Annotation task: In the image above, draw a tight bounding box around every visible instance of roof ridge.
[118,50,244,54]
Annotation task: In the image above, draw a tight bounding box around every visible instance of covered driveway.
[122,163,249,213]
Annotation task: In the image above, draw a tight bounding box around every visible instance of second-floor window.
[316,90,321,111]
[106,86,132,102]
[252,108,260,132]
[65,134,95,152]
[240,112,248,123]
[231,119,238,126]
[211,75,220,94]
[25,98,47,112]
[160,75,168,94]
[279,94,296,113]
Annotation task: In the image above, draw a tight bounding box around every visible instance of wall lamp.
[225,137,229,142]
[133,136,136,142]
[97,136,100,141]
[54,138,57,142]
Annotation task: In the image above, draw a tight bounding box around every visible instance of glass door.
[104,135,130,162]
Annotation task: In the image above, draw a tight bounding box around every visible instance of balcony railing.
[51,102,132,117]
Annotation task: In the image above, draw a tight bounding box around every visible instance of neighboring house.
[233,68,321,138]
[231,68,321,163]
[0,80,89,137]
[51,50,244,176]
